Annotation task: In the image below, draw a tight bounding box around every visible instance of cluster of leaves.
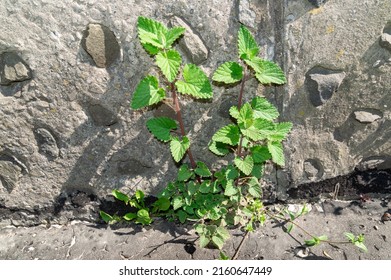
[100,16,367,256]
[131,16,212,163]
[100,190,170,226]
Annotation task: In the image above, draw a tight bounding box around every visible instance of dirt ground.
[1,198,390,260]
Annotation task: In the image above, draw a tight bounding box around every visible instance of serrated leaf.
[131,76,166,109]
[226,165,239,180]
[137,16,185,50]
[195,161,212,177]
[165,26,186,47]
[267,141,285,166]
[112,190,130,204]
[208,140,230,156]
[251,96,279,120]
[251,145,272,163]
[141,43,160,55]
[187,181,198,196]
[245,57,286,85]
[212,124,240,146]
[238,25,259,60]
[212,235,225,250]
[199,235,210,248]
[137,16,167,49]
[238,103,254,125]
[212,61,243,84]
[100,211,114,223]
[170,136,190,162]
[234,155,254,176]
[267,122,293,142]
[123,212,137,221]
[224,180,238,196]
[175,64,213,99]
[156,50,182,82]
[229,106,240,119]
[146,117,177,142]
[177,209,188,223]
[177,164,193,181]
[173,196,184,210]
[136,209,152,225]
[248,177,262,198]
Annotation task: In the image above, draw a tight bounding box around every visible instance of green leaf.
[111,190,130,204]
[141,43,160,55]
[173,196,184,210]
[212,61,243,84]
[165,26,186,48]
[208,141,230,156]
[135,190,145,203]
[251,146,272,163]
[224,180,238,196]
[234,155,254,176]
[123,212,137,221]
[354,241,368,252]
[170,136,190,162]
[251,164,264,178]
[199,235,210,248]
[267,141,285,166]
[251,96,279,120]
[226,165,239,180]
[177,164,193,181]
[177,210,188,223]
[237,103,254,126]
[156,50,182,82]
[216,227,230,240]
[137,16,167,49]
[131,76,166,109]
[268,122,293,141]
[304,238,319,247]
[187,181,198,196]
[152,197,171,212]
[212,124,240,146]
[229,106,240,119]
[238,25,259,60]
[239,118,274,141]
[137,16,185,50]
[136,209,152,225]
[248,177,262,198]
[344,232,355,242]
[219,251,230,260]
[212,235,225,250]
[245,57,286,85]
[287,224,294,233]
[199,181,211,194]
[195,162,212,177]
[175,64,213,99]
[100,211,114,223]
[146,117,177,142]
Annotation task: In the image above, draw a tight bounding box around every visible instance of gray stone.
[170,16,208,65]
[87,104,118,126]
[357,156,391,171]
[0,52,32,86]
[34,128,59,160]
[153,103,177,120]
[305,67,346,107]
[354,110,382,123]
[117,158,151,176]
[81,23,120,68]
[239,0,257,29]
[303,159,324,180]
[0,160,22,192]
[308,0,328,8]
[380,21,391,51]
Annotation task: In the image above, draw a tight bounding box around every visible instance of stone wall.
[0,0,390,225]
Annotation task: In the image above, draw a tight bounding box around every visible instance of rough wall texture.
[0,0,390,225]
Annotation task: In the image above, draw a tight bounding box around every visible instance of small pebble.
[374,225,379,230]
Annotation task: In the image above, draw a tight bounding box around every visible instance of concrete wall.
[0,0,390,225]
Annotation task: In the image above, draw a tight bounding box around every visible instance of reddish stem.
[236,67,248,158]
[171,83,197,170]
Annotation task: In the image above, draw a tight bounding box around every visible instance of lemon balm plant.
[100,16,366,255]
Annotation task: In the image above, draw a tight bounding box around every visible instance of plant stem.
[236,66,248,158]
[232,230,250,260]
[171,82,197,169]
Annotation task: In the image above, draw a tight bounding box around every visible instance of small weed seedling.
[100,16,366,258]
